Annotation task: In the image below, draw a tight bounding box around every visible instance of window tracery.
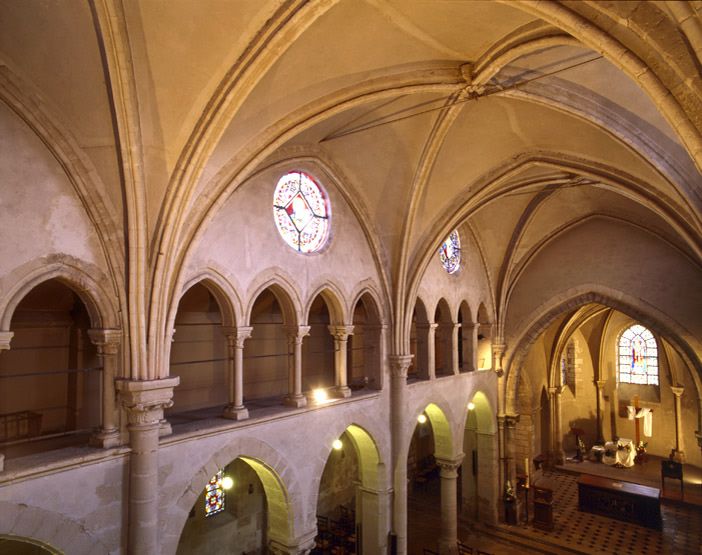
[439,230,461,274]
[273,171,330,253]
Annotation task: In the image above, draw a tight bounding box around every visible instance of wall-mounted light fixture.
[467,402,475,411]
[313,388,329,403]
[332,439,343,450]
[222,476,234,490]
[417,413,427,424]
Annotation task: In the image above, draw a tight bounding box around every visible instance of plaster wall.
[0,104,109,282]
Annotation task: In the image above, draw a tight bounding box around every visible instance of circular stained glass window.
[273,171,330,253]
[439,230,461,274]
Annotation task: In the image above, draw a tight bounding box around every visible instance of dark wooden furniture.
[457,540,473,554]
[661,459,683,496]
[532,484,554,531]
[577,474,661,529]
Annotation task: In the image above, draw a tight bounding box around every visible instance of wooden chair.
[661,459,684,496]
[457,540,473,554]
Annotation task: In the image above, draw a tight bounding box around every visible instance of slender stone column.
[450,323,460,375]
[671,386,686,462]
[283,326,309,407]
[389,354,412,555]
[549,386,565,464]
[88,329,122,448]
[0,331,13,471]
[117,377,179,554]
[595,380,607,444]
[329,325,354,398]
[420,323,438,379]
[222,326,252,420]
[437,455,464,554]
[503,415,519,490]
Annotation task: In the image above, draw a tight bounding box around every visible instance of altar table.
[577,474,661,529]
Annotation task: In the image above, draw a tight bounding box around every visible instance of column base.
[333,385,352,398]
[159,419,173,437]
[283,395,307,408]
[90,428,121,448]
[222,405,249,420]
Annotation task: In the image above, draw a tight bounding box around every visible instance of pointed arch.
[0,255,120,332]
[304,282,347,326]
[245,273,302,327]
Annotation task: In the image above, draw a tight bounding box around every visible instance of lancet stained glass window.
[439,230,461,274]
[618,324,658,385]
[273,171,330,253]
[205,470,225,516]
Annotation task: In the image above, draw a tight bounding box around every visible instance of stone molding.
[0,330,14,350]
[328,324,354,340]
[388,354,413,378]
[116,377,179,426]
[88,328,122,354]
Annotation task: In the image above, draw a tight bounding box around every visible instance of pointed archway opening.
[315,424,386,554]
[177,456,293,554]
[0,279,100,459]
[461,392,498,525]
[168,283,228,419]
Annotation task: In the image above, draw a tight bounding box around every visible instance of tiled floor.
[408,470,702,555]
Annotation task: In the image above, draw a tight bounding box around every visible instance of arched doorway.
[177,456,292,554]
[303,295,335,395]
[348,293,383,390]
[407,403,459,553]
[0,279,100,458]
[461,392,498,524]
[409,299,430,380]
[168,283,228,417]
[246,288,290,402]
[315,425,386,554]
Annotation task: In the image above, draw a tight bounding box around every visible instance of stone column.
[329,325,353,398]
[421,323,438,379]
[390,354,412,555]
[462,323,477,371]
[549,386,565,464]
[595,380,607,444]
[503,415,519,489]
[284,326,309,408]
[436,455,464,554]
[88,329,122,448]
[222,326,252,420]
[451,323,460,375]
[671,386,685,462]
[117,377,179,554]
[0,331,13,471]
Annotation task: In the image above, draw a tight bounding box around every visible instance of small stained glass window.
[618,324,658,385]
[205,470,225,517]
[439,230,461,274]
[273,171,330,253]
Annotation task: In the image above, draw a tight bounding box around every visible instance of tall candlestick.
[525,457,530,482]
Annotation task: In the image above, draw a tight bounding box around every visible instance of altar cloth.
[602,438,635,467]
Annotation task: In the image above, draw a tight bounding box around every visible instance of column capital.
[389,354,413,378]
[116,377,179,427]
[436,453,465,475]
[671,386,685,397]
[417,322,439,331]
[328,324,354,340]
[88,328,122,354]
[595,379,607,390]
[222,326,253,347]
[283,325,310,341]
[0,330,14,351]
[499,413,519,428]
